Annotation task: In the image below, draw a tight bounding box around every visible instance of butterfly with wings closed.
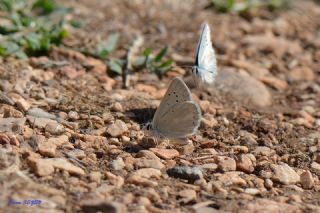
[145,77,201,140]
[192,23,217,85]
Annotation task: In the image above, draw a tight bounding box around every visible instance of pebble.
[253,146,275,156]
[81,201,126,213]
[28,108,57,120]
[236,154,254,173]
[212,69,272,107]
[0,91,15,105]
[201,114,218,129]
[200,163,218,171]
[106,120,128,137]
[242,198,301,213]
[28,157,55,176]
[105,172,124,188]
[311,161,320,172]
[89,171,102,184]
[217,172,247,186]
[264,178,273,189]
[45,122,65,135]
[38,142,57,157]
[15,96,31,112]
[178,189,197,203]
[167,166,203,183]
[111,102,123,112]
[27,116,57,129]
[111,157,125,171]
[136,150,160,160]
[217,156,236,172]
[46,135,68,147]
[133,168,162,179]
[3,106,24,118]
[150,148,179,160]
[0,117,26,134]
[39,158,85,176]
[134,158,164,170]
[300,170,314,189]
[244,188,260,195]
[271,163,300,185]
[67,149,86,159]
[288,67,315,82]
[68,111,80,120]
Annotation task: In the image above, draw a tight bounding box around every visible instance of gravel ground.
[0,0,320,212]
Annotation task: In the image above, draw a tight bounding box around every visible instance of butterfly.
[191,23,217,85]
[145,77,201,139]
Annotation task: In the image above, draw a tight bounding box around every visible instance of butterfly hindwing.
[154,101,201,138]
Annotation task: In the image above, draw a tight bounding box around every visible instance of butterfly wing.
[195,23,217,84]
[152,77,192,123]
[153,101,201,138]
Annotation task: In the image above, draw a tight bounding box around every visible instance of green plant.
[210,0,289,14]
[133,46,173,79]
[0,0,68,59]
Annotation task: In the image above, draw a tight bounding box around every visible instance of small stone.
[89,171,102,184]
[217,156,236,172]
[111,157,125,171]
[28,108,57,119]
[47,135,69,146]
[133,168,162,179]
[127,174,158,187]
[264,178,273,189]
[45,122,65,135]
[3,106,24,118]
[300,170,314,189]
[45,158,85,176]
[136,150,160,160]
[244,188,260,195]
[176,142,195,155]
[27,116,57,129]
[271,163,300,185]
[311,161,320,172]
[200,163,218,171]
[201,114,218,129]
[315,153,320,163]
[178,189,197,203]
[167,166,203,183]
[0,117,26,134]
[236,154,254,173]
[38,142,57,157]
[111,102,123,112]
[107,120,128,137]
[105,172,124,188]
[28,157,54,176]
[253,146,275,156]
[260,76,288,91]
[68,149,86,159]
[15,97,31,111]
[68,111,79,120]
[81,201,126,213]
[288,67,315,82]
[138,136,157,148]
[217,172,246,186]
[150,148,179,160]
[134,158,164,170]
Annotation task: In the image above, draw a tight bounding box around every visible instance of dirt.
[0,0,320,213]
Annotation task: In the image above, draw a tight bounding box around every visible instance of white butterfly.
[146,77,201,139]
[192,23,217,84]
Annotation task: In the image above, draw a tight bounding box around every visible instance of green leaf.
[159,59,173,68]
[105,33,119,52]
[155,46,168,62]
[108,59,124,75]
[32,0,58,14]
[143,48,152,57]
[14,50,28,59]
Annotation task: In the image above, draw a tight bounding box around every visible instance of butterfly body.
[192,23,217,85]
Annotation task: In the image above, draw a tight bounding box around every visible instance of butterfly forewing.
[194,23,217,84]
[152,77,192,123]
[155,101,201,138]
